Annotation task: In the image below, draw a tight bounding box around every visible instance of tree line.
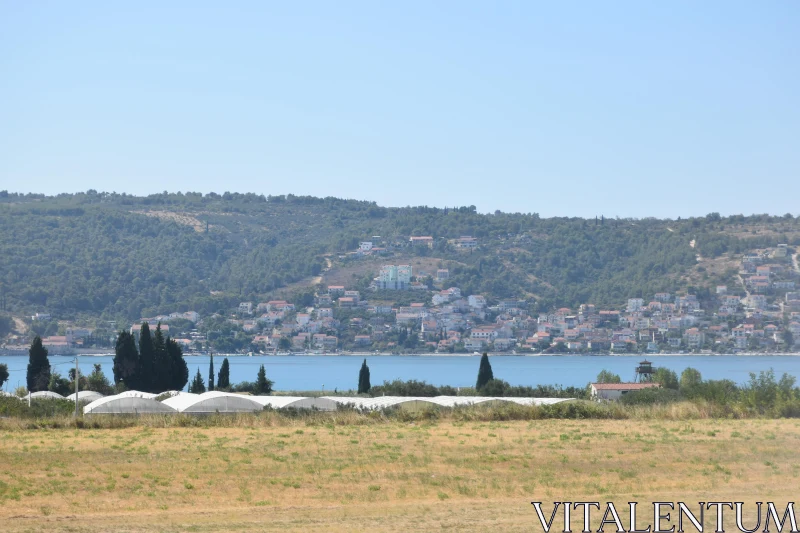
[113,323,189,393]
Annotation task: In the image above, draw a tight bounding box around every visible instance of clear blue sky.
[1,1,798,218]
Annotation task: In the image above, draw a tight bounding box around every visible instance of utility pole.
[74,355,79,418]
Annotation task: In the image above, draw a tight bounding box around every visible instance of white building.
[359,241,373,251]
[626,298,644,313]
[238,302,253,314]
[468,295,486,309]
[590,383,660,401]
[376,265,412,290]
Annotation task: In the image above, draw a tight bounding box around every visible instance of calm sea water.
[2,354,800,393]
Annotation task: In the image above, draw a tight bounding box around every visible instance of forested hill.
[1,190,799,321]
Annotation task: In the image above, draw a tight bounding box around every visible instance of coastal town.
[3,241,798,356]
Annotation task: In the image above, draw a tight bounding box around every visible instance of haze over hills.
[1,190,799,325]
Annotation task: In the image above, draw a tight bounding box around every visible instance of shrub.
[619,388,682,405]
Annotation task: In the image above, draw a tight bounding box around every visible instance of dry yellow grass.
[1,418,798,532]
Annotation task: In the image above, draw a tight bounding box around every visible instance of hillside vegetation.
[1,190,799,322]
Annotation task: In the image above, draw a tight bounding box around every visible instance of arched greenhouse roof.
[66,391,104,403]
[30,391,65,400]
[249,396,338,411]
[84,395,178,415]
[162,391,263,414]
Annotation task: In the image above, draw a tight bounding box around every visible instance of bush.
[619,388,682,405]
[369,379,440,397]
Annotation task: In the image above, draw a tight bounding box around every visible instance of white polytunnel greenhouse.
[322,396,441,412]
[249,396,338,411]
[29,391,65,400]
[66,391,104,403]
[162,391,263,414]
[84,395,178,415]
[114,390,159,399]
[429,396,573,408]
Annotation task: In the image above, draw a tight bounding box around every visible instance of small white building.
[590,382,660,401]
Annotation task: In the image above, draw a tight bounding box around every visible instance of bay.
[2,354,800,393]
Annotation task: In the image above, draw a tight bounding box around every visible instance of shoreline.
[4,350,800,357]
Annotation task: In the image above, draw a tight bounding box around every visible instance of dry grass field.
[1,418,799,532]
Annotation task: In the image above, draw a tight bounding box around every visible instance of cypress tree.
[254,364,273,395]
[166,338,189,391]
[26,336,51,392]
[357,359,371,394]
[208,353,215,391]
[137,323,156,392]
[189,367,205,393]
[476,352,494,390]
[113,330,140,390]
[0,363,8,389]
[152,323,169,392]
[217,358,230,389]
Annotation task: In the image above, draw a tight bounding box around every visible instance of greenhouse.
[66,391,104,403]
[322,396,441,412]
[430,396,573,408]
[114,390,158,399]
[249,396,338,411]
[162,391,263,414]
[84,395,177,415]
[29,391,65,400]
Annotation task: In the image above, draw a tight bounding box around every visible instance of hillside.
[1,191,799,325]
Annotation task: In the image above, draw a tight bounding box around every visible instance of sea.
[2,354,800,393]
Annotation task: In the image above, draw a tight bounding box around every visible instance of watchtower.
[635,359,654,382]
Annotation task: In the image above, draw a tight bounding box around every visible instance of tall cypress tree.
[357,359,371,394]
[254,364,273,395]
[113,331,139,390]
[189,367,205,393]
[152,323,169,392]
[164,338,189,391]
[217,358,230,389]
[26,336,51,392]
[476,352,494,390]
[137,323,156,392]
[208,353,215,391]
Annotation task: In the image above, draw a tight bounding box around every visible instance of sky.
[0,1,798,218]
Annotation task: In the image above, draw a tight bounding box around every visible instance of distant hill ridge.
[1,190,798,320]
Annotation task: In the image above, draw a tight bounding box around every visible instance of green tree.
[653,367,679,390]
[254,364,273,395]
[357,359,371,394]
[208,353,215,391]
[189,368,206,393]
[680,367,703,391]
[152,323,169,392]
[166,338,189,391]
[113,331,139,390]
[86,364,114,395]
[595,369,621,384]
[26,336,51,392]
[278,337,291,351]
[68,368,88,394]
[47,371,72,396]
[0,363,8,389]
[480,378,509,396]
[476,352,494,390]
[137,323,156,392]
[217,358,230,389]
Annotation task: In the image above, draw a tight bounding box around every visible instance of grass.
[0,417,798,532]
